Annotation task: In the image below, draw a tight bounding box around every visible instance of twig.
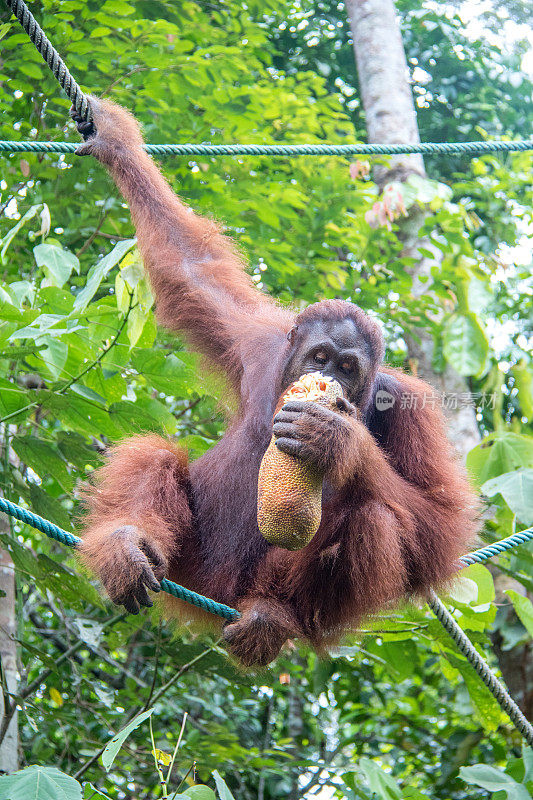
[149,715,168,799]
[166,712,188,786]
[75,209,110,258]
[142,620,162,711]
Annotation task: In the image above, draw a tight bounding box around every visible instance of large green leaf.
[467,432,533,487]
[357,757,402,800]
[212,772,236,800]
[12,436,73,492]
[0,204,42,262]
[481,468,533,525]
[505,590,533,638]
[0,377,29,417]
[512,360,533,419]
[459,764,530,800]
[442,312,488,376]
[101,709,154,772]
[131,350,195,395]
[34,243,79,288]
[184,786,217,800]
[0,765,82,800]
[73,238,136,313]
[446,653,503,732]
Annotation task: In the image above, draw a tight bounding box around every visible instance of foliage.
[0,0,531,799]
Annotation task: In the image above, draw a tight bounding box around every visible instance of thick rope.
[4,0,91,120]
[459,528,533,565]
[0,497,238,621]
[0,140,532,157]
[0,496,531,622]
[429,591,533,745]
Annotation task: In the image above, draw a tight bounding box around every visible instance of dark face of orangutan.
[282,318,376,407]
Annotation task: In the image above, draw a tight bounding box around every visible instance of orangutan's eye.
[340,361,353,374]
[314,351,328,365]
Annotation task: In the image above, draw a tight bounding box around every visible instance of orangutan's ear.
[287,326,298,345]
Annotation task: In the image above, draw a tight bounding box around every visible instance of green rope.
[460,528,533,566]
[0,140,532,157]
[3,0,531,157]
[429,591,533,746]
[2,493,530,622]
[0,496,238,621]
[3,0,91,120]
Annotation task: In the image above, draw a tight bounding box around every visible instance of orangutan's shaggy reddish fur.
[76,98,478,666]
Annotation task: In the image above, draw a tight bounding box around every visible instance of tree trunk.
[0,514,18,774]
[345,0,480,456]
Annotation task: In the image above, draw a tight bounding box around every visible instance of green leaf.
[446,576,478,605]
[126,304,148,347]
[183,787,217,800]
[12,436,73,492]
[358,757,401,800]
[34,244,79,288]
[467,433,533,487]
[212,771,236,800]
[16,638,57,670]
[459,564,495,605]
[83,783,111,799]
[481,468,533,525]
[57,432,102,470]
[109,401,159,434]
[467,276,492,315]
[41,393,120,439]
[459,764,530,800]
[27,483,73,532]
[505,590,533,638]
[0,204,42,262]
[131,350,194,395]
[0,377,29,417]
[101,709,154,772]
[523,746,533,783]
[442,312,488,376]
[446,653,503,732]
[73,239,136,313]
[0,21,12,41]
[0,765,82,800]
[41,337,69,380]
[513,360,533,419]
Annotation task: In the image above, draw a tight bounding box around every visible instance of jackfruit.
[257,372,343,550]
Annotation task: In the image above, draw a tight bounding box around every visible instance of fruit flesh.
[257,373,343,550]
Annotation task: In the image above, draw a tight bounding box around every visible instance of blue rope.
[459,528,533,565]
[1,496,532,620]
[1,497,532,621]
[0,497,238,621]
